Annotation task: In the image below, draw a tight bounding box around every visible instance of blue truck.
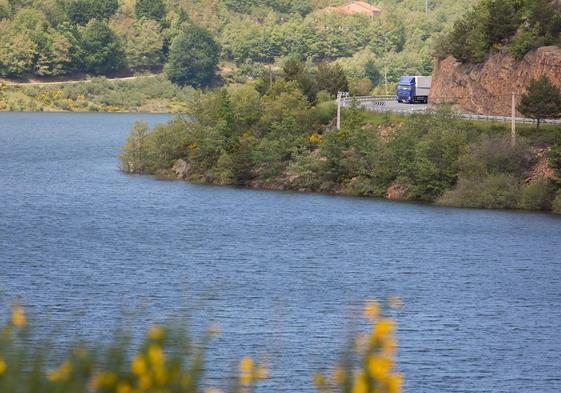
[396,76,432,104]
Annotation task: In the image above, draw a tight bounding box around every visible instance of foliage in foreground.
[0,300,401,393]
[120,77,561,212]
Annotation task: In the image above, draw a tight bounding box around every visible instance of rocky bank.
[430,46,561,116]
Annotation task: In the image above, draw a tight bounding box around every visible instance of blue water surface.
[1,112,561,392]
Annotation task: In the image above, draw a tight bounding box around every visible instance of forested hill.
[0,0,475,85]
[435,0,561,63]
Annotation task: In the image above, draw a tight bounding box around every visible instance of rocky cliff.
[430,46,561,116]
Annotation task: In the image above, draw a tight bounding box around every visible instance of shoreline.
[147,170,561,216]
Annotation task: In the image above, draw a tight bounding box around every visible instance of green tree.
[0,31,37,77]
[125,19,164,71]
[484,0,519,45]
[165,24,220,88]
[120,121,150,173]
[517,75,561,128]
[316,62,349,97]
[64,0,118,25]
[80,19,125,75]
[135,0,166,21]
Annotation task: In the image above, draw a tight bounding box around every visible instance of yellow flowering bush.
[0,300,400,393]
[314,299,403,393]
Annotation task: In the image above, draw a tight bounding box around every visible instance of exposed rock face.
[385,181,408,200]
[525,147,556,184]
[430,46,561,116]
[172,159,190,179]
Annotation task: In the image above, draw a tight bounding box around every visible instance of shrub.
[553,190,561,214]
[0,301,401,393]
[509,27,544,60]
[518,179,553,211]
[438,174,521,209]
[459,135,531,178]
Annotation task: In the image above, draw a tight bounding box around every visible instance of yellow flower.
[0,357,6,375]
[11,304,27,328]
[313,372,326,387]
[386,373,403,393]
[373,319,395,340]
[351,371,367,393]
[332,366,346,385]
[131,355,147,376]
[148,325,164,341]
[363,300,380,320]
[239,357,254,385]
[239,357,253,374]
[139,374,152,390]
[148,345,165,367]
[381,337,398,356]
[368,355,393,380]
[47,360,73,382]
[117,381,132,393]
[90,371,117,389]
[309,133,322,144]
[153,366,168,385]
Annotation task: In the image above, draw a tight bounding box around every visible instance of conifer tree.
[518,75,561,128]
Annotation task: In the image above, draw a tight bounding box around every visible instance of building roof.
[328,1,382,16]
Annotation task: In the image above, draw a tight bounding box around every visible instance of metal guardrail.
[341,95,395,103]
[341,96,561,125]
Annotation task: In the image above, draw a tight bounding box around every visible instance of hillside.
[0,0,475,87]
[434,0,561,63]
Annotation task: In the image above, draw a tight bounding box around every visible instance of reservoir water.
[1,112,561,392]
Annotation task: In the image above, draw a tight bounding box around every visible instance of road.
[342,96,561,125]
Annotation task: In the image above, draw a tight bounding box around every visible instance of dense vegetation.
[435,0,561,62]
[0,0,475,87]
[0,300,402,393]
[0,75,194,112]
[119,61,561,213]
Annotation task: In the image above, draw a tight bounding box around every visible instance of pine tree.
[517,75,561,128]
[485,0,519,45]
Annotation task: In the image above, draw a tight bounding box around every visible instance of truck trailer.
[396,76,432,104]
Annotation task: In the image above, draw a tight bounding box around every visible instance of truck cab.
[396,76,431,104]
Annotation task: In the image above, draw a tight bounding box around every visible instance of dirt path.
[0,74,160,87]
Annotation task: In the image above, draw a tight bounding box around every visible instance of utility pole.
[337,91,342,130]
[425,0,428,15]
[384,64,388,96]
[511,92,517,147]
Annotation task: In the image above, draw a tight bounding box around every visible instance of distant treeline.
[435,0,561,62]
[0,0,475,86]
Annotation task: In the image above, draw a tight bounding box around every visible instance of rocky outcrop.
[430,46,561,116]
[172,159,190,179]
[525,147,556,184]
